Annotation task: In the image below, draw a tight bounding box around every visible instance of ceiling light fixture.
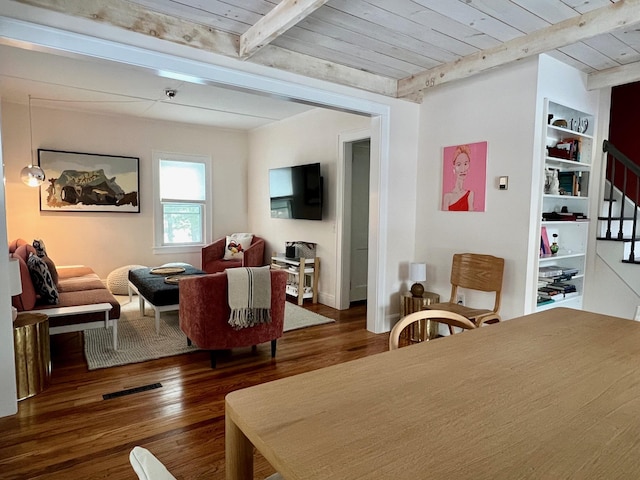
[20,95,45,187]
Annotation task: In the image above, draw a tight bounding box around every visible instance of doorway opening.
[349,139,370,305]
[337,130,371,311]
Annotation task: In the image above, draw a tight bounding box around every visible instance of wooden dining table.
[225,308,640,479]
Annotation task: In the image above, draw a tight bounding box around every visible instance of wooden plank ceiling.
[16,0,640,101]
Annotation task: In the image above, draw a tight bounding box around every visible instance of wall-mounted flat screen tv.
[269,163,323,220]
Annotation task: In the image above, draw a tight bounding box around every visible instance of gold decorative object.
[13,313,50,401]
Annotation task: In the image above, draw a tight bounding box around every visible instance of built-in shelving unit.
[270,255,320,305]
[535,99,594,312]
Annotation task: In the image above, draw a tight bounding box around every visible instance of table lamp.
[9,257,22,322]
[409,262,426,297]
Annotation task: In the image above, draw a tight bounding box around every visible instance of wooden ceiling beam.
[15,0,397,98]
[239,0,330,59]
[397,0,640,99]
[16,0,240,56]
[587,61,640,91]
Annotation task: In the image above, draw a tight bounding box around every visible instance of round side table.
[400,292,440,342]
[14,312,51,401]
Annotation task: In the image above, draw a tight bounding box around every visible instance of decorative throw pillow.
[223,233,254,260]
[32,238,48,257]
[27,253,59,305]
[41,255,59,285]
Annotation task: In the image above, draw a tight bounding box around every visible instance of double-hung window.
[153,151,211,251]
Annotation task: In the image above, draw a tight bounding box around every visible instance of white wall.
[0,100,18,417]
[248,108,370,307]
[416,58,540,321]
[3,101,249,277]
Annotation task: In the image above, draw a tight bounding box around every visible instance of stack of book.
[558,171,584,196]
[539,265,563,278]
[538,282,579,302]
[537,296,555,306]
[561,267,579,276]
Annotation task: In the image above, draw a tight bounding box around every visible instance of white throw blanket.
[227,266,272,329]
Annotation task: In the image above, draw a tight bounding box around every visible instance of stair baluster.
[632,176,639,262]
[606,155,615,240]
[602,140,640,264]
[618,166,627,240]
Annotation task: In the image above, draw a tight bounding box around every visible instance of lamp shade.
[21,165,45,187]
[409,262,427,282]
[9,257,22,296]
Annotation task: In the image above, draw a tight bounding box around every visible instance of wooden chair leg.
[210,351,217,369]
[271,339,277,358]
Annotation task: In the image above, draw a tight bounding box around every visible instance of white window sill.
[152,244,204,255]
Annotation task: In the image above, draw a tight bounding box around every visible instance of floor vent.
[103,382,162,400]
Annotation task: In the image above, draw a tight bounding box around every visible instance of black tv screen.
[269,163,323,220]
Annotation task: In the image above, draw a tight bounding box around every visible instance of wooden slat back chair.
[389,310,475,350]
[426,253,505,328]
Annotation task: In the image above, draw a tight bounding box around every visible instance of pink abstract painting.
[441,141,487,212]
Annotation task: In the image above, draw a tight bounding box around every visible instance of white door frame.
[336,128,371,310]
[0,15,390,333]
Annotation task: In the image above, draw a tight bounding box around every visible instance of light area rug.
[84,297,334,370]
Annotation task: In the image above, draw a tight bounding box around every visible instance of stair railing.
[602,140,640,262]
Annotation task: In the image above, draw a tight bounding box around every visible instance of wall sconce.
[20,95,45,187]
[9,257,22,322]
[409,262,427,297]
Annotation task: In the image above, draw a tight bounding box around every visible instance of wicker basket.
[286,241,317,258]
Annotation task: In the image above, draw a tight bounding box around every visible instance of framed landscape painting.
[38,149,140,213]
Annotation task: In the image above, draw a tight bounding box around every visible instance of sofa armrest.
[201,237,226,271]
[242,238,265,267]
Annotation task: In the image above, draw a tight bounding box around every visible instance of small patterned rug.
[84,297,334,370]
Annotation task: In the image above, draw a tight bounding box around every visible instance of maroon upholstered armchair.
[178,269,286,368]
[201,235,265,274]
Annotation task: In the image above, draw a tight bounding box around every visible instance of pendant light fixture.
[20,95,45,187]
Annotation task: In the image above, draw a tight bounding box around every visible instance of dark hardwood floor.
[0,301,388,479]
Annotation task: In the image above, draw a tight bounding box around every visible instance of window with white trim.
[153,151,211,249]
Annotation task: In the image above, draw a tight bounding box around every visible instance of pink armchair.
[201,236,265,274]
[178,269,286,368]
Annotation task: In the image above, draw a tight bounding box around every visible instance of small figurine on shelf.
[550,234,559,255]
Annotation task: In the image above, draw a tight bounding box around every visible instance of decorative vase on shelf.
[550,234,559,255]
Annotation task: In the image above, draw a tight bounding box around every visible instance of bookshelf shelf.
[271,255,320,306]
[544,157,591,172]
[546,124,593,140]
[543,194,588,200]
[534,99,594,313]
[539,252,585,262]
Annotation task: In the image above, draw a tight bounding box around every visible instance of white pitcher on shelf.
[545,168,559,195]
